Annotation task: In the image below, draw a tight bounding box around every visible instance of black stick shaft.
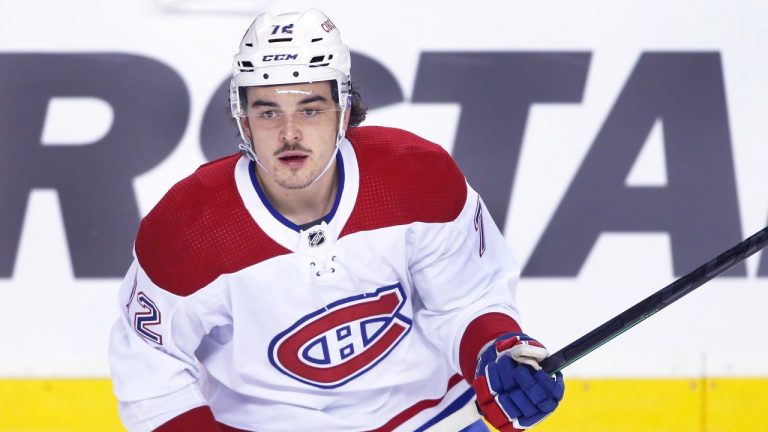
[541,226,768,375]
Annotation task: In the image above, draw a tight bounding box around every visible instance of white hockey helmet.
[230,9,352,122]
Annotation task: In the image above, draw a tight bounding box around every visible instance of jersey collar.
[234,138,360,251]
[247,152,345,233]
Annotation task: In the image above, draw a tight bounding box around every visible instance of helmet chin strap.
[307,143,339,186]
[306,98,347,186]
[236,119,279,179]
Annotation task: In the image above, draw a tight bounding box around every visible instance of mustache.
[273,142,312,156]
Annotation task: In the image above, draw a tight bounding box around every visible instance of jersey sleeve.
[109,258,230,431]
[407,184,523,382]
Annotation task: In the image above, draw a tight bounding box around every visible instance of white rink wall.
[1,0,767,378]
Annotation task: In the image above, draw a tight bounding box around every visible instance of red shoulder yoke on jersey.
[341,126,468,237]
[136,154,290,297]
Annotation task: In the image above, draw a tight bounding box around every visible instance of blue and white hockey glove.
[472,333,564,432]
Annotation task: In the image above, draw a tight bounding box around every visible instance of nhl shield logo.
[268,284,412,389]
[308,229,326,247]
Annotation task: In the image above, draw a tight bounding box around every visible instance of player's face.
[242,81,343,190]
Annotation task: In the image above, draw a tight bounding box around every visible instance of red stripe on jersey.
[163,377,466,432]
[459,313,522,383]
[218,422,248,432]
[155,405,221,432]
[340,127,468,237]
[368,374,464,432]
[136,154,290,297]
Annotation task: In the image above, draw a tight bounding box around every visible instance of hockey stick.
[540,225,768,375]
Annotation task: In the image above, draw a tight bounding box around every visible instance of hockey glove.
[472,333,564,432]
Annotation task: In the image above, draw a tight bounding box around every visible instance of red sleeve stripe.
[459,313,522,383]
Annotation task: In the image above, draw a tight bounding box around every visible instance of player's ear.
[240,117,252,139]
[342,97,351,132]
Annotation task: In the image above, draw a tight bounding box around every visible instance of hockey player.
[109,9,563,432]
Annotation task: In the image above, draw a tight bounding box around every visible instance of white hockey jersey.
[109,126,523,432]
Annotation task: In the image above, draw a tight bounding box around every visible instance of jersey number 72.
[133,292,163,345]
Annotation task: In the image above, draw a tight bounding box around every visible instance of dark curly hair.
[331,80,367,129]
[346,82,367,128]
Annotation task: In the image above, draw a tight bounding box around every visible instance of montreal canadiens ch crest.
[268,284,412,389]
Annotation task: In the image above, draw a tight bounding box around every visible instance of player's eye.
[299,108,320,117]
[257,110,281,120]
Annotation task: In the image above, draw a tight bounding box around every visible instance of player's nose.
[279,117,303,142]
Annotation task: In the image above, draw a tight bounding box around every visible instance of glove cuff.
[459,313,521,384]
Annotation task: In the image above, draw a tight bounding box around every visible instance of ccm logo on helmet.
[262,54,299,62]
[268,284,412,389]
